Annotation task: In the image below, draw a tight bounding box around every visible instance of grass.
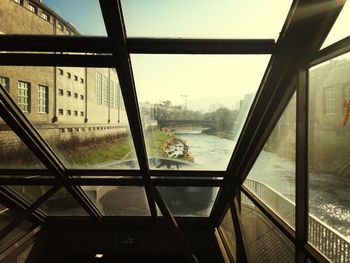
[144,129,173,157]
[58,129,172,167]
[67,138,134,166]
[0,129,174,168]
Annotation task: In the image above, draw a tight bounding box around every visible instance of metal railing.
[244,179,350,263]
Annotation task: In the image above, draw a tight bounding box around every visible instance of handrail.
[244,179,350,263]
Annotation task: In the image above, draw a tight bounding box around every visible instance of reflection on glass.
[0,219,33,250]
[0,119,45,169]
[0,0,106,36]
[157,187,219,217]
[132,55,270,170]
[0,204,16,231]
[244,94,296,228]
[0,205,33,250]
[219,208,237,261]
[39,187,88,216]
[0,66,138,169]
[308,52,350,262]
[9,186,51,203]
[321,2,350,49]
[82,186,150,216]
[241,193,295,263]
[121,0,292,39]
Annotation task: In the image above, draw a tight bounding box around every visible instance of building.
[0,0,128,150]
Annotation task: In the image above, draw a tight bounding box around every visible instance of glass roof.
[158,187,219,217]
[9,185,52,204]
[0,0,106,36]
[82,186,150,216]
[0,1,349,261]
[38,187,88,216]
[121,0,292,39]
[0,0,346,231]
[132,54,270,170]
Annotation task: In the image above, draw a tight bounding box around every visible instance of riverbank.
[202,128,235,140]
[61,129,193,166]
[149,128,193,162]
[0,129,193,168]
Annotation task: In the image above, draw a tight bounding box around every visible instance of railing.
[244,179,350,263]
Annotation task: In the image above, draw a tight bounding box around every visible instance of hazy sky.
[121,0,292,39]
[131,54,270,109]
[41,0,348,109]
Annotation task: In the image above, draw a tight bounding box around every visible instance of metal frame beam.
[98,0,199,261]
[0,35,275,54]
[0,83,102,221]
[296,68,309,262]
[127,38,275,54]
[210,0,346,227]
[0,186,58,244]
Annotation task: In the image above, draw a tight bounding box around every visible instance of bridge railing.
[243,179,350,263]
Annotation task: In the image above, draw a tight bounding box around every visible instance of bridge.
[158,119,217,129]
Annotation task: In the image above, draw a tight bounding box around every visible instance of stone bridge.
[158,120,217,129]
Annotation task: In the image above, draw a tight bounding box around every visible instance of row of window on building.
[58,109,84,117]
[96,72,123,109]
[1,76,48,113]
[58,89,84,100]
[13,0,73,35]
[58,69,84,84]
[59,126,119,134]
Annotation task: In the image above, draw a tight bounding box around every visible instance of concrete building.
[309,57,350,174]
[0,0,128,146]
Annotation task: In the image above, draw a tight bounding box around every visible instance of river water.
[174,129,350,240]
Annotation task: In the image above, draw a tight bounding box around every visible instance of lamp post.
[181,94,188,110]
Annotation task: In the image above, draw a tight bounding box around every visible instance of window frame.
[0,76,10,92]
[28,3,37,14]
[17,81,31,113]
[38,85,48,114]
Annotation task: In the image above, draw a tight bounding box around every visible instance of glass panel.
[132,55,270,170]
[244,93,296,228]
[121,0,292,39]
[0,219,34,251]
[321,2,350,49]
[0,66,139,169]
[308,52,350,262]
[0,120,45,169]
[82,186,150,216]
[241,193,295,263]
[1,0,106,36]
[8,186,51,203]
[157,187,219,217]
[38,187,88,216]
[219,207,237,261]
[0,204,16,230]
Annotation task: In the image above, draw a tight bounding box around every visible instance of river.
[174,129,350,240]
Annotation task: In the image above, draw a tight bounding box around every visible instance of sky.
[40,0,349,110]
[43,0,107,35]
[131,54,270,110]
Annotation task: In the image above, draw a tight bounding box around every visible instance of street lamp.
[181,94,188,110]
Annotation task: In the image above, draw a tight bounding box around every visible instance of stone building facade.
[309,56,350,174]
[263,55,350,175]
[0,0,129,149]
